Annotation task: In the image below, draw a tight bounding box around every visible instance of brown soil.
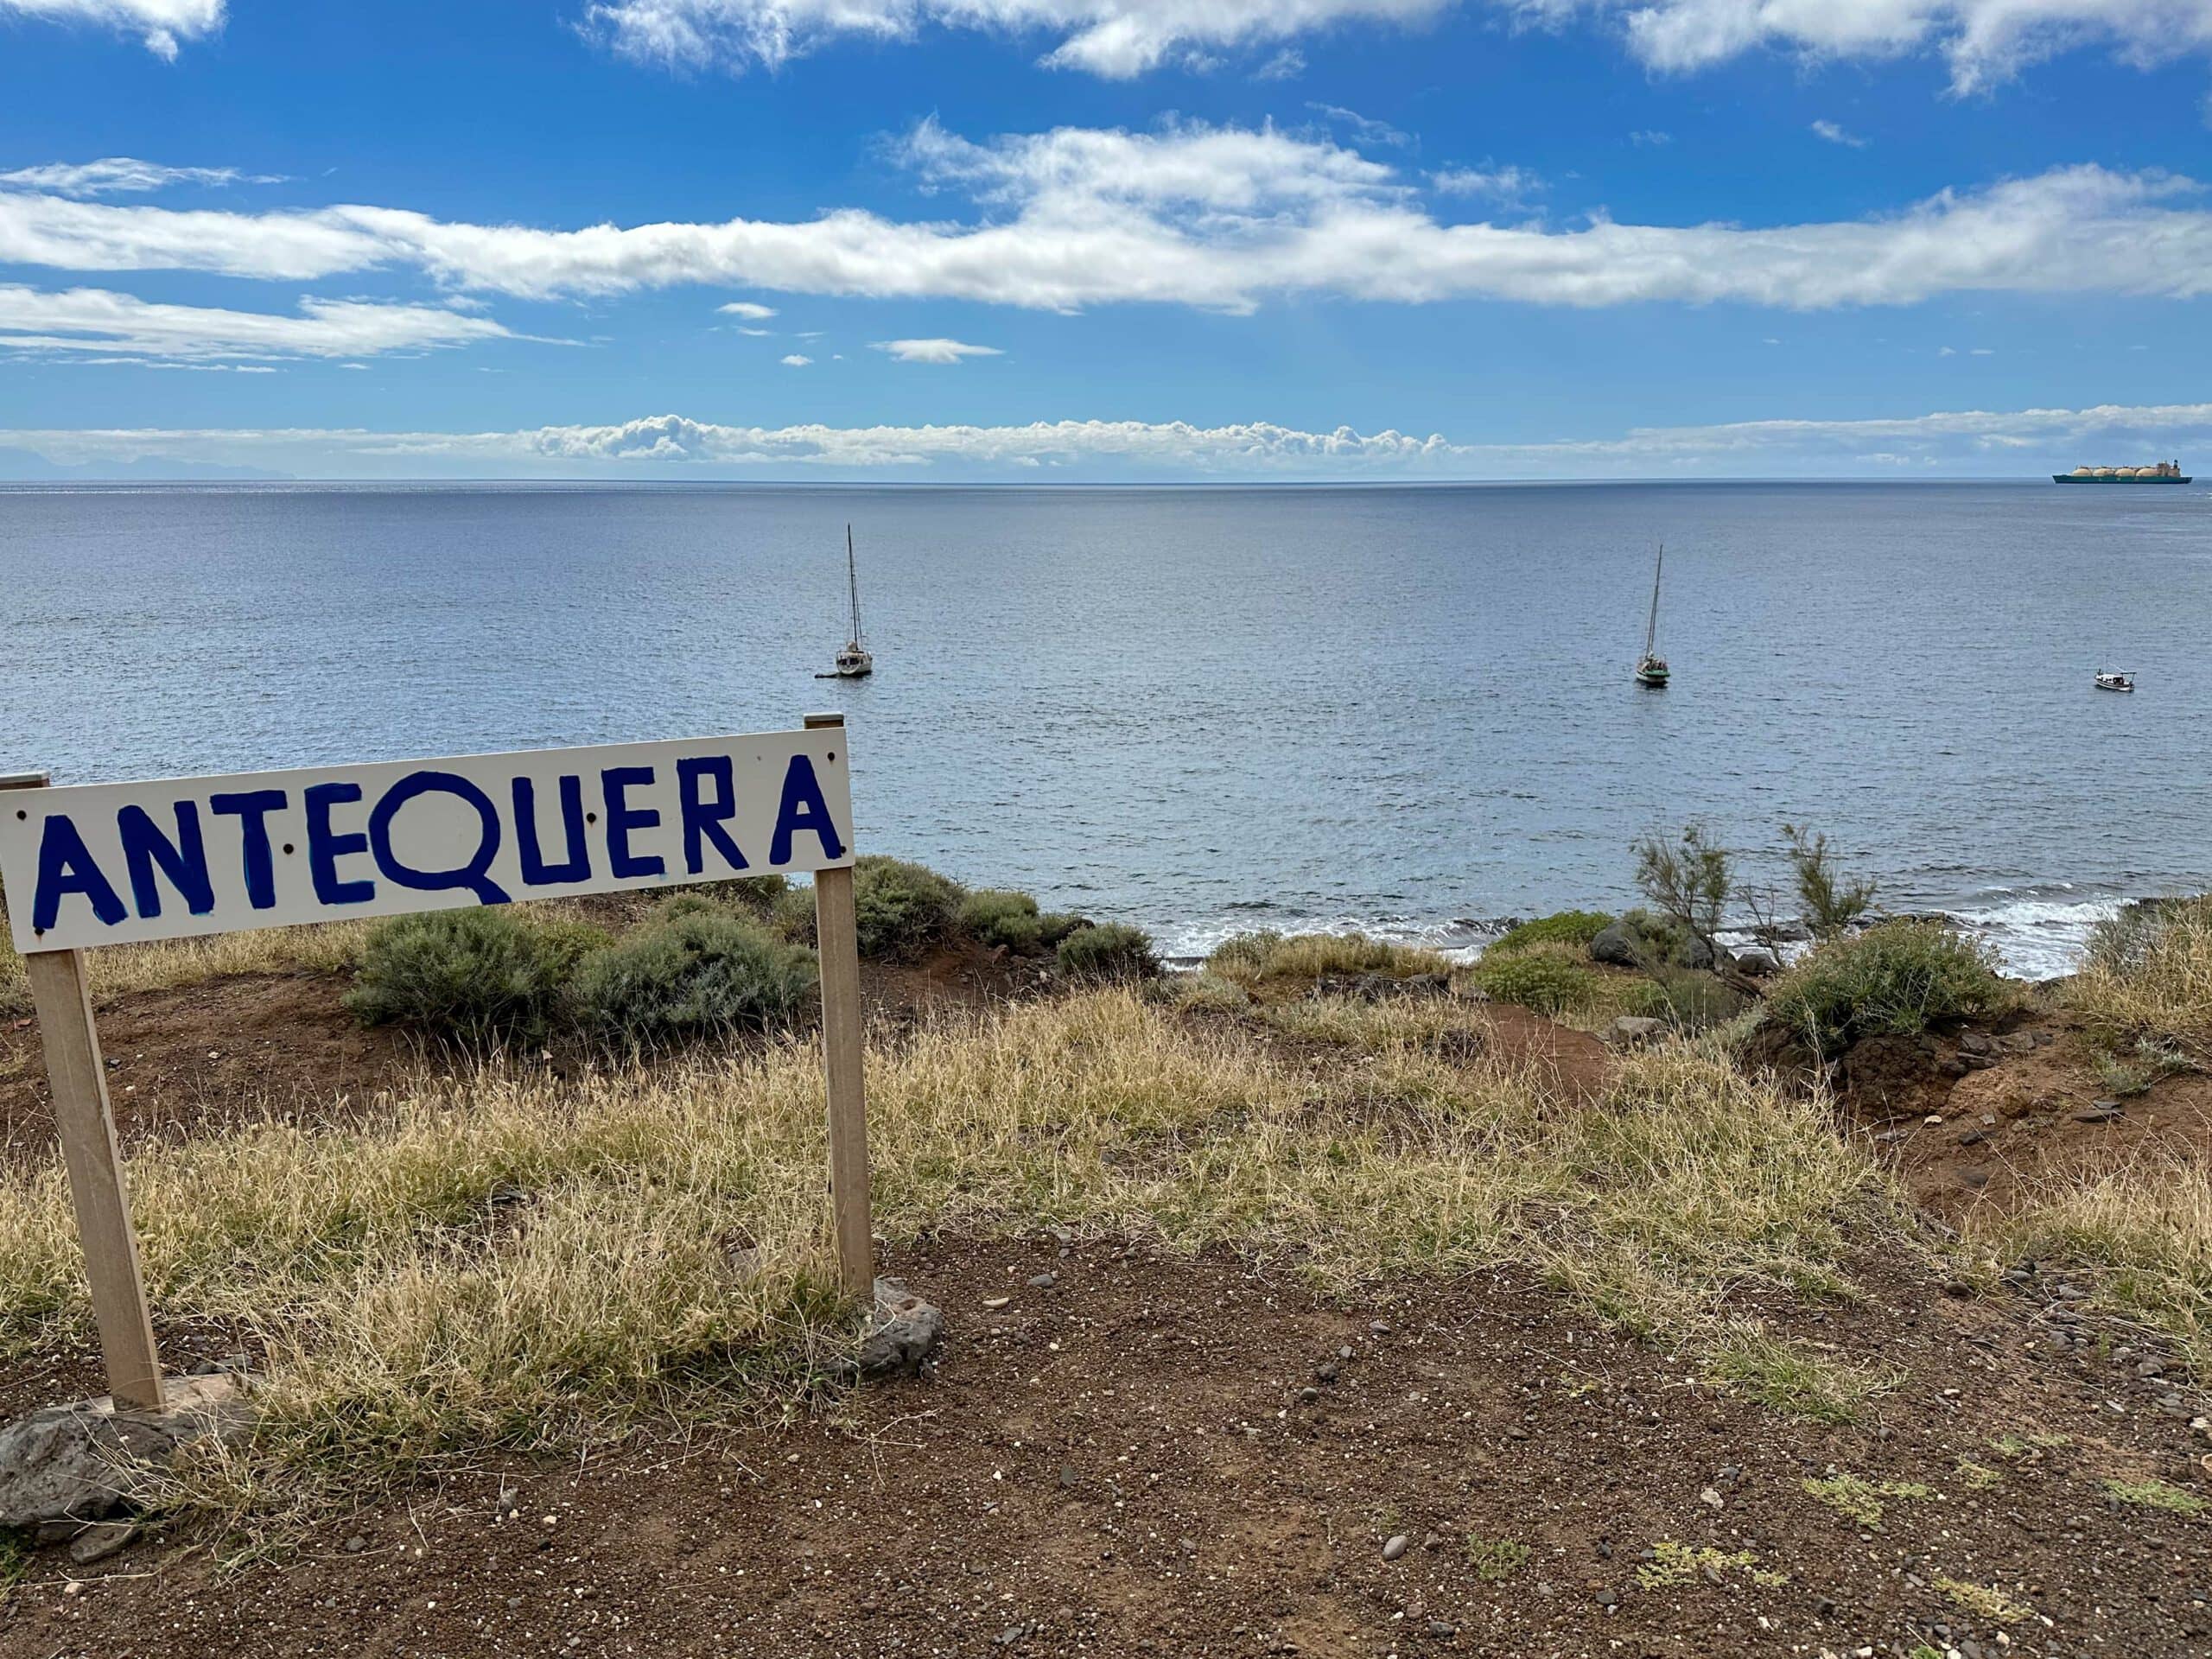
[6,1239,2207,1658]
[1826,1008,2212,1223]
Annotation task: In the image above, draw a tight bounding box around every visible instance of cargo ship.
[2054,460,2191,483]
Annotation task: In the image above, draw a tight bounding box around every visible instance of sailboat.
[822,524,874,680]
[1635,543,1669,688]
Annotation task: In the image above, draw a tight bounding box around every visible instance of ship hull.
[2053,475,2192,484]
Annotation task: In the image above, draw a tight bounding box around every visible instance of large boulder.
[0,1373,252,1528]
[1588,922,1646,969]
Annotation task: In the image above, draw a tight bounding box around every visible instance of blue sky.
[1,0,2210,479]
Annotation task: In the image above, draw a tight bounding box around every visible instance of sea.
[6,479,2209,978]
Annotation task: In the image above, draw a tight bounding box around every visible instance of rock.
[343,1534,368,1553]
[1403,973,1453,998]
[1699,1486,1724,1510]
[1588,923,1645,969]
[1382,1534,1409,1560]
[1027,1272,1058,1290]
[981,1296,1011,1311]
[1959,1032,1994,1056]
[1593,1588,1619,1609]
[67,1521,136,1564]
[1734,948,1780,978]
[2075,1103,2123,1123]
[855,1278,944,1379]
[0,1373,253,1528]
[1602,1016,1666,1049]
[1427,1618,1459,1637]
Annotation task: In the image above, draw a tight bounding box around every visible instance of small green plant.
[768,882,818,945]
[1955,1459,2003,1490]
[1762,919,2015,1058]
[1206,931,1446,987]
[2103,1477,2207,1516]
[852,855,966,961]
[1466,944,1599,1016]
[1802,1473,1930,1530]
[1176,973,1253,1012]
[1632,824,1732,966]
[1935,1577,2031,1624]
[1706,1325,1899,1425]
[1488,912,1614,956]
[1057,923,1160,983]
[958,888,1046,951]
[1635,1541,1783,1589]
[1783,824,1878,940]
[571,909,817,1047]
[1465,1534,1530,1581]
[1630,963,1744,1031]
[343,908,601,1046]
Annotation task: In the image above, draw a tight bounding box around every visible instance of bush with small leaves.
[1036,912,1087,948]
[571,910,817,1049]
[768,883,817,946]
[1764,919,2014,1058]
[1487,911,1613,957]
[959,888,1046,951]
[1466,944,1599,1015]
[852,856,966,961]
[344,908,602,1046]
[1057,923,1160,983]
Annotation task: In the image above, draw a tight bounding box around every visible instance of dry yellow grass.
[0,988,1899,1529]
[1205,930,1452,990]
[2067,896,2212,1055]
[0,914,373,1015]
[1974,1154,2212,1371]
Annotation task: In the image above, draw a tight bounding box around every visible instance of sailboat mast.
[1643,543,1663,658]
[846,524,863,644]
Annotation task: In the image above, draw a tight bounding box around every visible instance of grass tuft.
[2103,1477,2207,1516]
[2070,896,2212,1056]
[1703,1324,1899,1424]
[1205,931,1448,990]
[1485,912,1613,956]
[1934,1577,2031,1624]
[1802,1473,1930,1530]
[1762,919,2016,1058]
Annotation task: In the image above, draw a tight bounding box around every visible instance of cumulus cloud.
[1809,119,1868,148]
[1517,0,2212,93]
[4,401,2205,480]
[581,0,1450,78]
[871,336,1003,362]
[715,299,778,318]
[0,158,277,197]
[779,352,812,365]
[0,0,225,58]
[0,284,513,361]
[2,130,2210,315]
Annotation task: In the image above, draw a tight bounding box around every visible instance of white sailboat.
[825,524,873,679]
[1635,543,1669,688]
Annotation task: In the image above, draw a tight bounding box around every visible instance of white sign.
[0,729,854,953]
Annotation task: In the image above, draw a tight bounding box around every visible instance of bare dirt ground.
[3,1239,2207,1659]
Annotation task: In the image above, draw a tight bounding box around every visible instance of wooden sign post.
[2,772,164,1412]
[804,714,873,1297]
[0,724,874,1408]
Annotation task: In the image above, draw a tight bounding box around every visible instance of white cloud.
[1428,162,1543,202]
[735,326,773,335]
[871,336,1003,362]
[1252,44,1306,76]
[0,0,225,58]
[4,127,2212,316]
[1306,102,1414,148]
[0,284,512,361]
[1519,0,2212,94]
[1629,128,1673,145]
[779,352,812,365]
[1940,345,1958,355]
[1810,119,1868,148]
[0,158,276,197]
[581,0,1450,78]
[4,400,2205,480]
[715,299,778,318]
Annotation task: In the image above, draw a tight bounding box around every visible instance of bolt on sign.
[0,717,874,1412]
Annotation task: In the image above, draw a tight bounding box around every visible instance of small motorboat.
[2094,671,2135,693]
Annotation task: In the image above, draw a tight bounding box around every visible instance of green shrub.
[1057,923,1160,983]
[852,856,965,961]
[1037,912,1087,948]
[693,874,790,918]
[652,892,728,923]
[1624,965,1743,1031]
[571,910,816,1048]
[343,908,599,1046]
[1618,906,1698,967]
[959,888,1045,951]
[769,883,817,946]
[1466,944,1599,1015]
[1763,919,2014,1058]
[1488,911,1613,956]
